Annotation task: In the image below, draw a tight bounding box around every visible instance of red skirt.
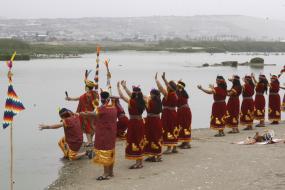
[210,102,226,130]
[144,116,163,156]
[254,94,265,120]
[125,119,145,160]
[117,116,129,139]
[161,109,178,146]
[268,94,281,121]
[240,98,254,125]
[79,116,94,134]
[177,106,192,142]
[225,97,240,128]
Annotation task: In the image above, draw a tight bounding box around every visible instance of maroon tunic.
[226,86,241,128]
[211,87,227,130]
[94,104,117,150]
[177,92,192,142]
[144,99,163,156]
[240,84,255,125]
[269,81,281,121]
[254,83,266,120]
[76,90,99,134]
[162,92,178,146]
[63,114,83,152]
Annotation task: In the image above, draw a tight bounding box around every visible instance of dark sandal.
[172,149,178,153]
[129,164,143,169]
[181,144,191,149]
[96,176,109,181]
[163,150,172,154]
[243,127,252,131]
[155,157,163,162]
[145,157,154,162]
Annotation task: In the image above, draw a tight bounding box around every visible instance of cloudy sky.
[1,0,285,20]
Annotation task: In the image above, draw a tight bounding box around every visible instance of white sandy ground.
[47,123,285,190]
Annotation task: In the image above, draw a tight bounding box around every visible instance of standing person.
[240,75,255,130]
[252,74,268,127]
[117,81,146,169]
[66,80,99,147]
[268,75,281,124]
[155,72,179,154]
[144,89,163,162]
[80,91,117,180]
[176,80,192,149]
[225,75,242,133]
[39,108,89,161]
[110,96,129,139]
[197,76,227,137]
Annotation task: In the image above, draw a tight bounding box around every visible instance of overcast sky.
[1,0,285,20]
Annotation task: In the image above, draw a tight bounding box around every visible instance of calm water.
[1,51,285,189]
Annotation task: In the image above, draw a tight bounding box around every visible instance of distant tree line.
[1,38,285,60]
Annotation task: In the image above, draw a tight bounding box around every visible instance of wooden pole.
[10,123,14,190]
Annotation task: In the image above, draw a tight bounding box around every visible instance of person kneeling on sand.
[80,90,118,181]
[39,108,92,160]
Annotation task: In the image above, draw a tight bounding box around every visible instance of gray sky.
[1,0,285,20]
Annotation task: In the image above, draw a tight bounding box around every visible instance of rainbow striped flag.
[3,83,25,129]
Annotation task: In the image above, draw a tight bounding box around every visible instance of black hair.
[259,78,269,94]
[232,78,242,90]
[177,89,189,99]
[131,92,146,115]
[150,91,162,114]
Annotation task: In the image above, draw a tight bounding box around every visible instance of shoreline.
[47,122,285,190]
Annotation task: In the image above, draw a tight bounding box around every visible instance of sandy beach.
[46,122,285,190]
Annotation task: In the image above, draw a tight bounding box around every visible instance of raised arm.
[117,81,129,103]
[227,89,236,96]
[155,73,167,96]
[251,73,257,85]
[161,72,174,91]
[39,123,63,130]
[121,80,132,97]
[66,96,80,101]
[80,111,98,118]
[197,85,214,94]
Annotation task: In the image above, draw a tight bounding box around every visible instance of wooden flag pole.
[10,123,14,190]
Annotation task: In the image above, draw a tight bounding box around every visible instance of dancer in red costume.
[155,72,179,154]
[176,80,192,149]
[117,81,146,169]
[240,75,255,130]
[251,74,268,127]
[198,76,227,137]
[225,75,242,133]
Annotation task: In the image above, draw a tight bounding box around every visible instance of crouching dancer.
[39,108,89,160]
[80,91,117,180]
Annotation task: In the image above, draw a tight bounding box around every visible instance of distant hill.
[1,15,285,41]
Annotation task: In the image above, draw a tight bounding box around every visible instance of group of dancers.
[39,56,285,180]
[39,71,192,180]
[198,69,285,137]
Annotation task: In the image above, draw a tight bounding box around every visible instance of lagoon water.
[1,51,285,189]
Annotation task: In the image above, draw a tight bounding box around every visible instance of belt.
[129,115,142,120]
[147,113,160,118]
[118,114,126,118]
[163,106,176,111]
[178,104,189,109]
[270,93,279,95]
[256,93,264,95]
[243,97,253,100]
[214,100,225,103]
